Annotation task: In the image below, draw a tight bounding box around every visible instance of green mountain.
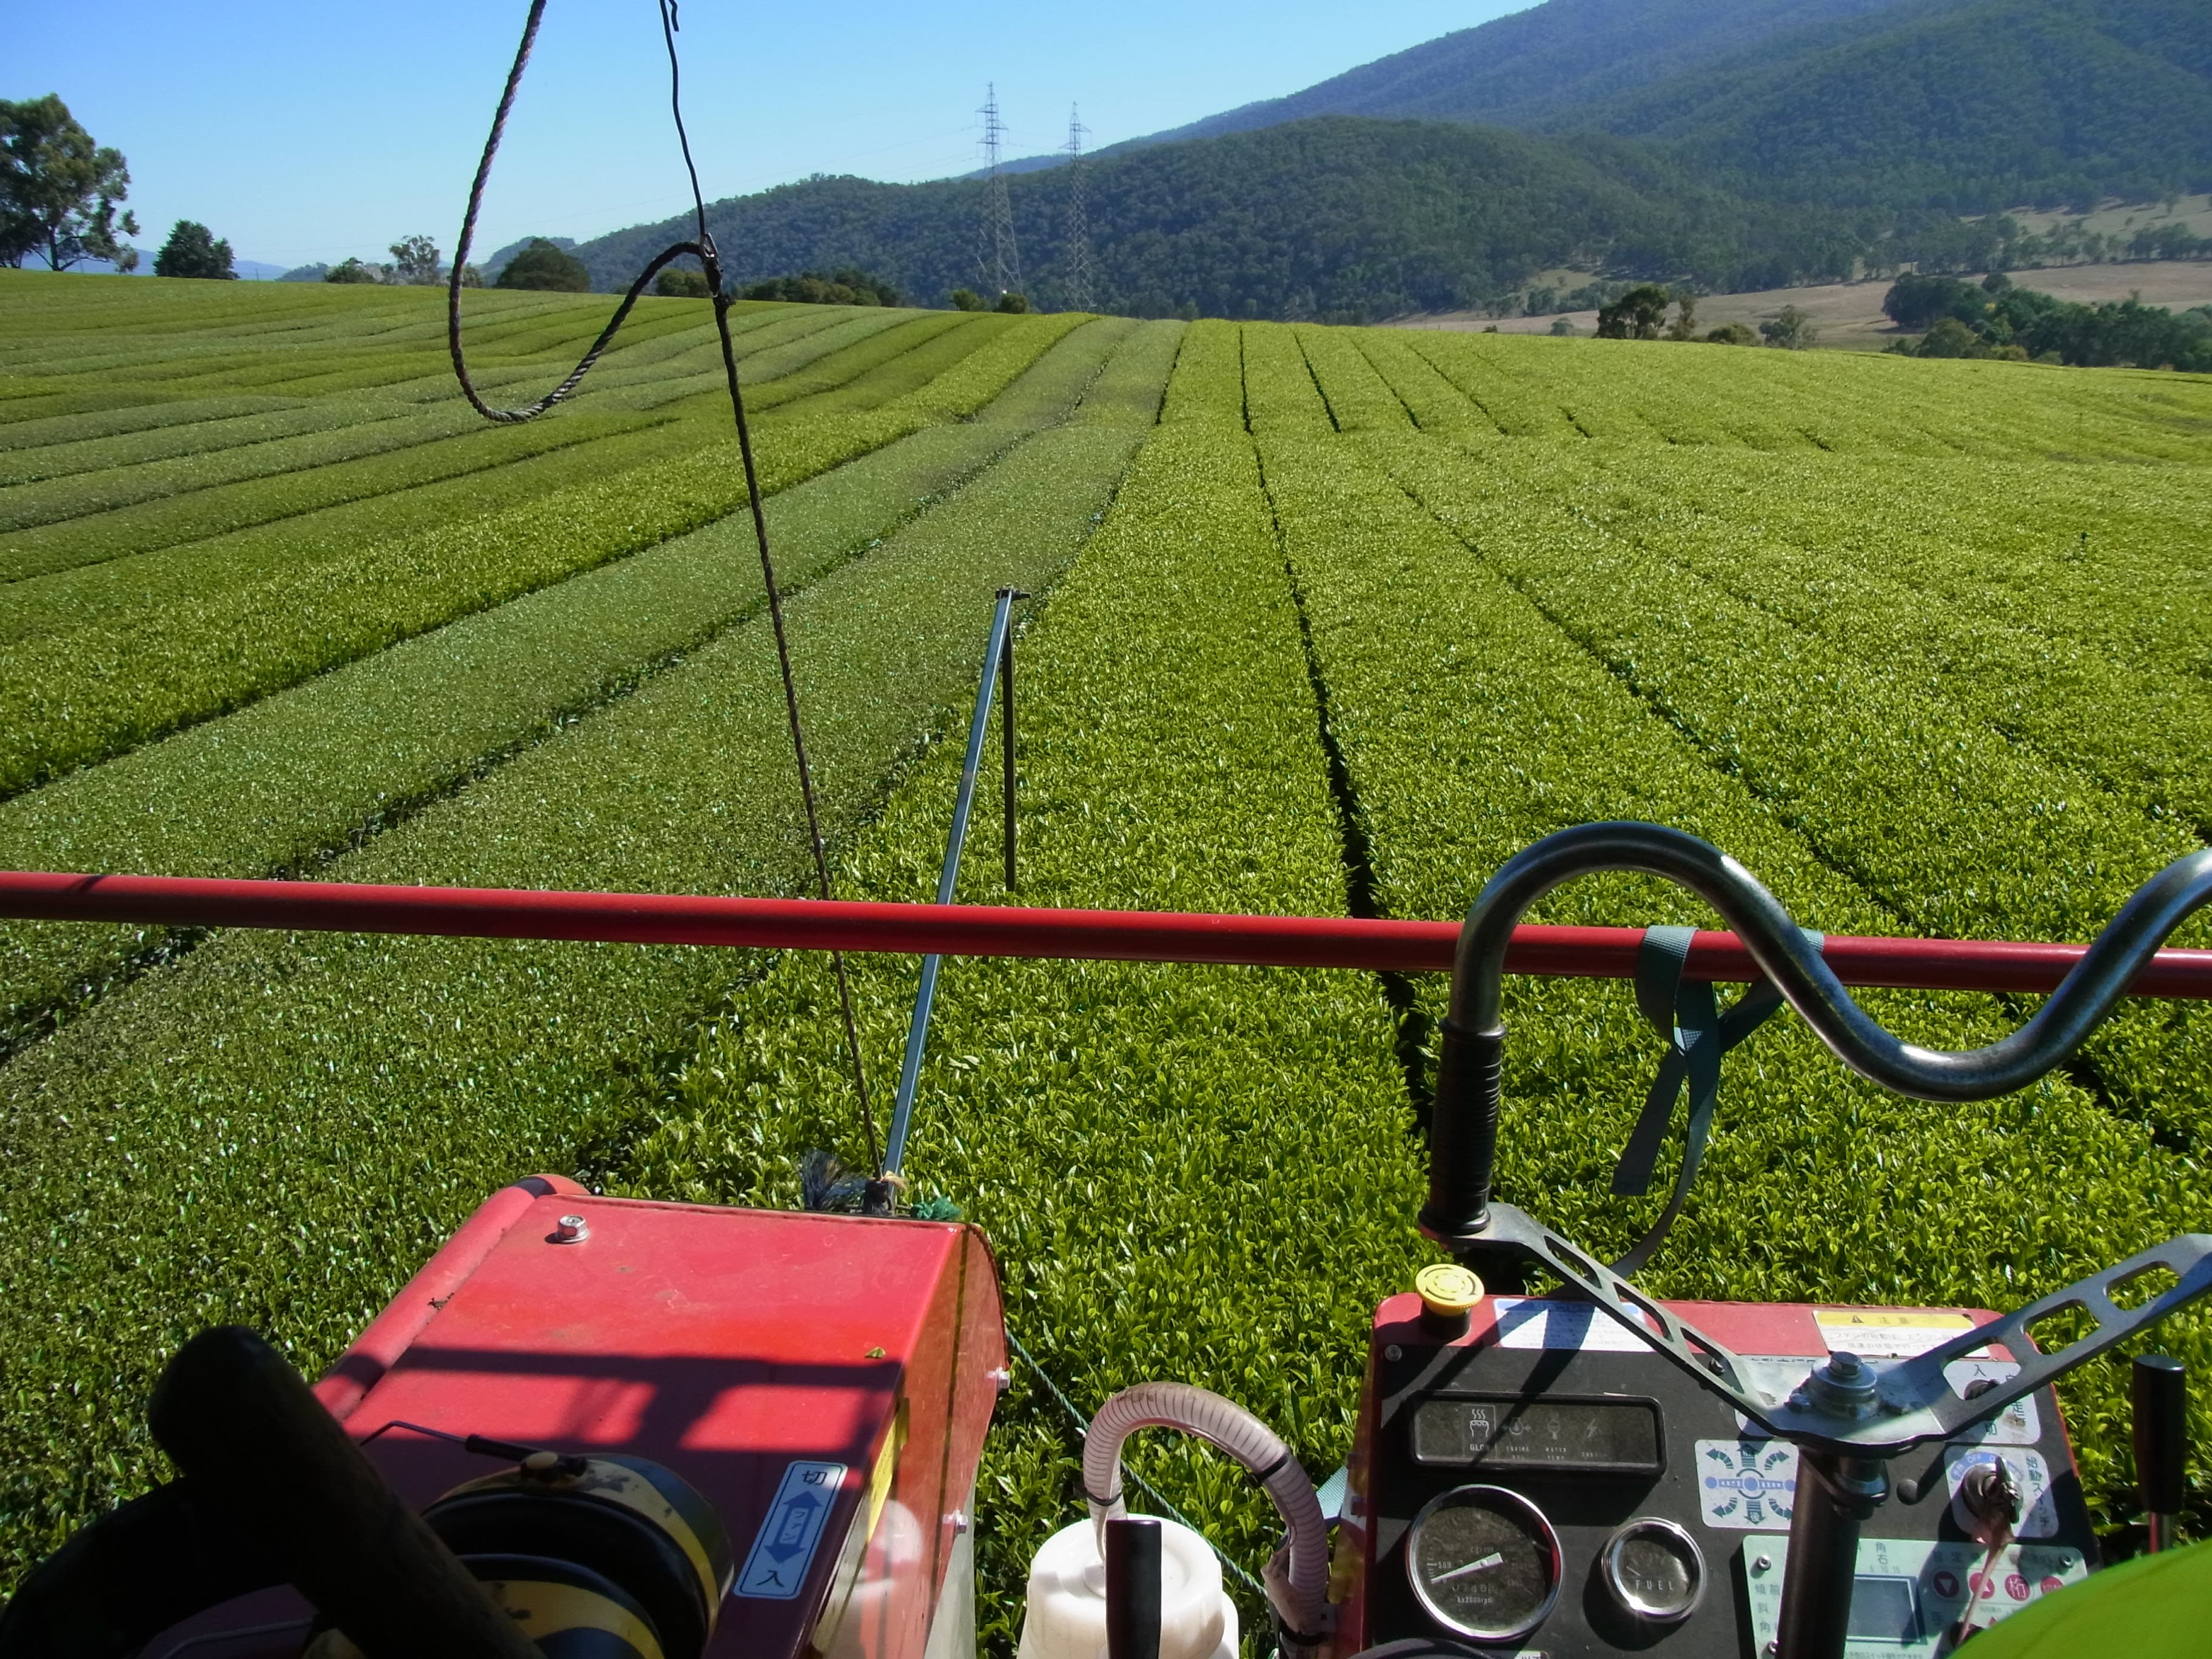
[1575,0,2212,212]
[1073,0,1921,153]
[570,0,2212,322]
[574,119,1866,324]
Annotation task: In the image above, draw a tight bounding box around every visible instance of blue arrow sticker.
[736,1461,848,1600]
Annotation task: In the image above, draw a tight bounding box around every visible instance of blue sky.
[7,1,1526,273]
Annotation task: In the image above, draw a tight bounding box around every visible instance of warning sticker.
[1493,1298,1655,1352]
[736,1460,848,1600]
[1695,1438,1798,1529]
[1814,1309,1979,1358]
[1942,1361,2042,1446]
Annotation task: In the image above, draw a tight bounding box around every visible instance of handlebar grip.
[1104,1515,1162,1659]
[1419,1019,1503,1247]
[148,1326,540,1659]
[2133,1353,2189,1547]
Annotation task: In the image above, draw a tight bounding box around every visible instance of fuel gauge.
[1600,1516,1706,1624]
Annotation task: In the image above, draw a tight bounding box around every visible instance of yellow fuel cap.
[1416,1262,1484,1321]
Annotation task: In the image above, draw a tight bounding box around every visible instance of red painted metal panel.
[315,1173,587,1421]
[333,1190,1004,1659]
[1,868,2208,996]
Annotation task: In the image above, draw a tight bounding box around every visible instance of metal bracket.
[1469,1207,2212,1456]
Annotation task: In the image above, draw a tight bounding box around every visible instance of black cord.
[448,0,881,1173]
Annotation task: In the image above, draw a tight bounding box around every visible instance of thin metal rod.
[1777,1450,1888,1659]
[3,870,2211,993]
[883,590,1019,1175]
[1002,592,1022,893]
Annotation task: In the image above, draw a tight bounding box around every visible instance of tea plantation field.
[4,271,2211,1647]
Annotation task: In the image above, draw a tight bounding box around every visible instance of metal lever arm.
[1478,1205,2212,1458]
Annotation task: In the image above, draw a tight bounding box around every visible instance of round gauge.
[1404,1484,1562,1643]
[1601,1517,1706,1623]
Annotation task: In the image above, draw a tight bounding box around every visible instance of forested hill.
[1002,0,2210,216]
[1577,0,2212,212]
[571,0,2212,323]
[572,119,1864,324]
[1085,0,1919,153]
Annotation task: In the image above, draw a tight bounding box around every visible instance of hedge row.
[0,415,1154,1592]
[0,320,1145,1041]
[0,403,499,534]
[1291,324,1412,433]
[1510,443,2212,831]
[1067,320,1187,426]
[0,397,360,484]
[0,411,917,795]
[609,422,1417,1652]
[1271,429,2211,1530]
[888,312,1098,422]
[1158,318,1243,424]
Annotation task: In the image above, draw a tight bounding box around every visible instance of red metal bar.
[1,868,2207,997]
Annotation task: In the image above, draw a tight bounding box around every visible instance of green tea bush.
[0,409,662,580]
[0,321,1145,1040]
[0,403,495,533]
[1239,322,1335,435]
[1158,320,1242,424]
[0,397,324,479]
[0,418,1150,1592]
[0,413,914,793]
[1342,331,1491,435]
[1291,324,1413,433]
[890,313,1095,421]
[1067,320,1184,426]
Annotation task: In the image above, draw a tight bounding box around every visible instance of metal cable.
[449,0,879,1170]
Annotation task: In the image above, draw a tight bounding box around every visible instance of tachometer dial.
[1405,1484,1562,1643]
[1601,1516,1706,1623]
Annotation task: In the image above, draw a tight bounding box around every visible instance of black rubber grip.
[149,1326,540,1659]
[1421,1020,1504,1241]
[1104,1515,1163,1659]
[2134,1353,2189,1516]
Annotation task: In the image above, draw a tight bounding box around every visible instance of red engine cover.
[149,1178,1008,1659]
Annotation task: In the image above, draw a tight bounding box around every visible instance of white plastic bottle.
[1016,1515,1238,1659]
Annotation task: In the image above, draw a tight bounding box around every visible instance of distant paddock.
[1395,259,2212,350]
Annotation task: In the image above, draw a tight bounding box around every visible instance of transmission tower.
[977,84,1022,301]
[1062,105,1095,312]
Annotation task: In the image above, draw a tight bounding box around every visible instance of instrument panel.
[1349,1296,2099,1656]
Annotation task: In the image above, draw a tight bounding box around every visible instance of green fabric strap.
[1609,923,1821,1277]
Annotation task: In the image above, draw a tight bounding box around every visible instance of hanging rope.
[447,0,881,1174]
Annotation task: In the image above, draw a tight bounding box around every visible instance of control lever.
[2134,1353,2188,1552]
[1105,1515,1163,1659]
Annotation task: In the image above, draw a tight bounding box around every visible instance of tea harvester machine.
[0,823,2207,1659]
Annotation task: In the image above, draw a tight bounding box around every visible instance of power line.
[1063,104,1094,313]
[449,0,881,1181]
[977,83,1022,301]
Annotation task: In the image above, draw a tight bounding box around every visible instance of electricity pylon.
[977,84,1022,301]
[1063,104,1094,312]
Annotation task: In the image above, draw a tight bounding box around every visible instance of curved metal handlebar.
[1421,822,2212,1247]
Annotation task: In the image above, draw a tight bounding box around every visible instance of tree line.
[1883,272,2212,371]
